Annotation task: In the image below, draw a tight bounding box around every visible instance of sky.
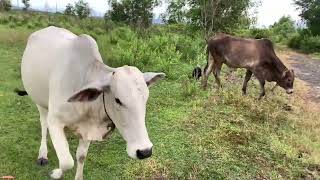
[255,0,301,27]
[11,0,301,27]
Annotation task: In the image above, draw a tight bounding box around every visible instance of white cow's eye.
[115,98,122,106]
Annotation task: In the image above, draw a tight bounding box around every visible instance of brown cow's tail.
[14,88,28,96]
[203,44,210,74]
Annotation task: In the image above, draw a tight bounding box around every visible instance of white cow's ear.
[143,72,166,87]
[68,79,111,102]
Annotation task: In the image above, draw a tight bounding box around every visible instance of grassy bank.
[0,17,319,179]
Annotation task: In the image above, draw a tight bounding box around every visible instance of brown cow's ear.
[282,70,287,78]
[282,70,291,78]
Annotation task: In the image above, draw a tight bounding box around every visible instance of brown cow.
[201,33,295,99]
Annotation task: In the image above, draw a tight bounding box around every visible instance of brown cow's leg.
[258,79,266,100]
[242,70,253,95]
[213,62,222,89]
[202,53,214,90]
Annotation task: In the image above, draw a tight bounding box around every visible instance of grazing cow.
[201,33,295,99]
[20,26,165,179]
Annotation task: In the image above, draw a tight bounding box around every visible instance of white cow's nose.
[136,147,153,159]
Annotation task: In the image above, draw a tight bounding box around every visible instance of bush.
[288,30,320,53]
[288,34,303,49]
[269,16,296,44]
[0,15,9,24]
[300,36,320,53]
[234,28,271,39]
[249,28,271,39]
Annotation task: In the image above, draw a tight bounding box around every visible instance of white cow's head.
[68,66,165,159]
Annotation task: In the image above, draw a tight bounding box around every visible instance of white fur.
[21,26,165,179]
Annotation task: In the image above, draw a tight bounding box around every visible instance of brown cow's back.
[208,34,276,69]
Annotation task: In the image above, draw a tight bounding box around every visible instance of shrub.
[288,30,320,53]
[288,34,304,49]
[26,22,34,29]
[0,15,9,24]
[269,16,296,44]
[249,28,271,39]
[300,36,320,53]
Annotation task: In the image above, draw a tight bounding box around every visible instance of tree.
[164,0,258,39]
[106,0,160,28]
[294,0,320,35]
[106,0,129,22]
[0,0,12,11]
[162,0,187,24]
[22,0,30,11]
[270,16,296,39]
[74,0,90,19]
[64,3,76,16]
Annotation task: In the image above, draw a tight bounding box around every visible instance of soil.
[285,52,320,103]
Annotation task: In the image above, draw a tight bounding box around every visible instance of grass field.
[0,23,320,179]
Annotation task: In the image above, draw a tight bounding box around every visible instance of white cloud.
[255,0,301,27]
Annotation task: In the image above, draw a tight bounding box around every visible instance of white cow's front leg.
[75,139,91,180]
[48,117,74,179]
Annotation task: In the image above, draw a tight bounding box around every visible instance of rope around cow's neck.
[102,92,113,122]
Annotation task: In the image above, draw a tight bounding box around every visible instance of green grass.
[0,19,320,179]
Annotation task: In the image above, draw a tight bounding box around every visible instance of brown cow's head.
[278,69,295,94]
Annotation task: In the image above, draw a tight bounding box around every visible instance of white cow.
[21,26,165,179]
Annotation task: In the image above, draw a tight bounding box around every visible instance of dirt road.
[285,52,320,103]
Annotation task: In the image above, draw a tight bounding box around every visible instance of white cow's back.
[21,26,103,109]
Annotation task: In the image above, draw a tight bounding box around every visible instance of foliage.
[288,29,320,53]
[22,0,30,11]
[64,3,76,16]
[106,0,160,29]
[294,0,320,35]
[164,0,257,38]
[269,16,296,43]
[162,0,188,24]
[74,0,90,19]
[248,28,270,39]
[0,0,11,11]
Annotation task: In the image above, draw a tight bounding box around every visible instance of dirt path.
[279,51,320,179]
[282,51,320,103]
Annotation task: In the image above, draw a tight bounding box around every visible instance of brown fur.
[202,33,295,99]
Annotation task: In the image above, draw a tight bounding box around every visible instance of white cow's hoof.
[50,169,63,179]
[37,157,48,166]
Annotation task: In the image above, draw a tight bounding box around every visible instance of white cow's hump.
[29,26,77,42]
[73,34,103,62]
